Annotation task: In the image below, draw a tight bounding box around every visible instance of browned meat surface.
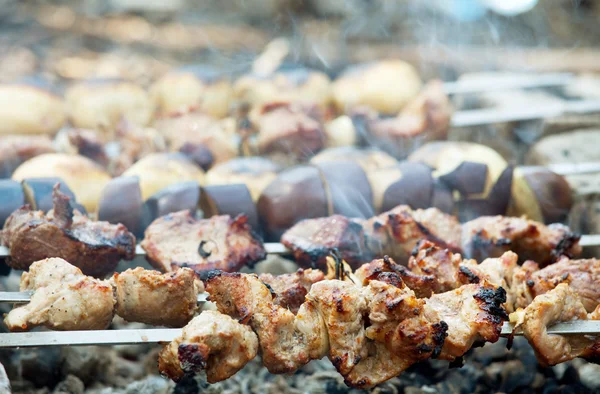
[461,216,581,267]
[111,267,200,327]
[254,103,325,161]
[423,283,507,361]
[513,257,600,313]
[0,135,55,177]
[281,215,370,269]
[258,268,324,314]
[510,284,600,366]
[361,205,462,266]
[58,129,110,168]
[367,80,451,159]
[141,210,266,273]
[158,310,259,383]
[4,258,115,331]
[2,185,135,277]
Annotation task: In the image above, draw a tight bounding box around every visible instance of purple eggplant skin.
[21,177,83,213]
[200,183,260,234]
[142,181,201,231]
[0,179,25,227]
[98,176,144,238]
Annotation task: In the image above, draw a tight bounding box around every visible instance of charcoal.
[53,375,85,394]
[122,376,172,394]
[578,363,600,390]
[500,360,536,393]
[20,348,61,388]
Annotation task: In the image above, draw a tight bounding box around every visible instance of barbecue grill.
[2,2,600,393]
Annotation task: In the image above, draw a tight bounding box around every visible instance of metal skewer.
[442,73,574,95]
[0,320,597,348]
[0,291,209,304]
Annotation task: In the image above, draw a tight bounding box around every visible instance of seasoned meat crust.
[111,267,200,327]
[158,310,259,383]
[510,284,600,366]
[141,210,266,273]
[4,258,116,331]
[281,215,370,269]
[2,185,135,277]
[462,216,581,267]
[361,205,462,265]
[202,269,507,388]
[258,268,325,314]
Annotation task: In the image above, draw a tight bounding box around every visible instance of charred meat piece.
[281,215,370,270]
[462,216,581,266]
[0,135,55,178]
[111,267,201,327]
[158,310,259,383]
[510,284,600,366]
[423,283,507,361]
[2,184,136,277]
[55,128,110,168]
[258,268,325,314]
[141,210,266,273]
[514,257,600,312]
[4,258,115,331]
[361,205,462,266]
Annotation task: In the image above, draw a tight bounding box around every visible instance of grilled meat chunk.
[2,184,135,277]
[111,267,201,327]
[4,258,115,331]
[423,283,507,361]
[361,205,462,266]
[0,135,55,177]
[513,257,600,313]
[510,284,600,366]
[281,215,370,269]
[258,268,324,314]
[158,310,259,383]
[462,216,581,266]
[141,210,266,273]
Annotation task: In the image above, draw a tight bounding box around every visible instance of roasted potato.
[66,79,153,130]
[12,153,111,213]
[150,66,233,119]
[331,60,422,114]
[0,84,65,135]
[205,157,280,202]
[122,152,205,200]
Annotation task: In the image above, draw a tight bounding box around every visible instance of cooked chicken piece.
[254,102,325,162]
[461,216,581,267]
[510,284,600,366]
[513,257,600,312]
[4,258,115,331]
[2,184,136,277]
[0,135,55,177]
[258,268,325,314]
[204,270,325,373]
[361,205,462,266]
[158,310,259,383]
[423,283,507,361]
[111,267,200,327]
[141,210,266,273]
[344,277,448,388]
[281,215,370,269]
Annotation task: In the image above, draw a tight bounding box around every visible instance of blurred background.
[1,0,599,85]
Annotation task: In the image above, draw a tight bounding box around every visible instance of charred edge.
[506,333,515,350]
[178,344,207,373]
[198,269,224,282]
[473,287,509,324]
[62,229,135,258]
[459,265,480,284]
[330,248,344,281]
[414,220,455,251]
[449,356,464,369]
[472,230,512,251]
[526,279,534,287]
[552,231,581,260]
[198,240,213,258]
[262,281,276,298]
[431,321,449,359]
[376,272,404,289]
